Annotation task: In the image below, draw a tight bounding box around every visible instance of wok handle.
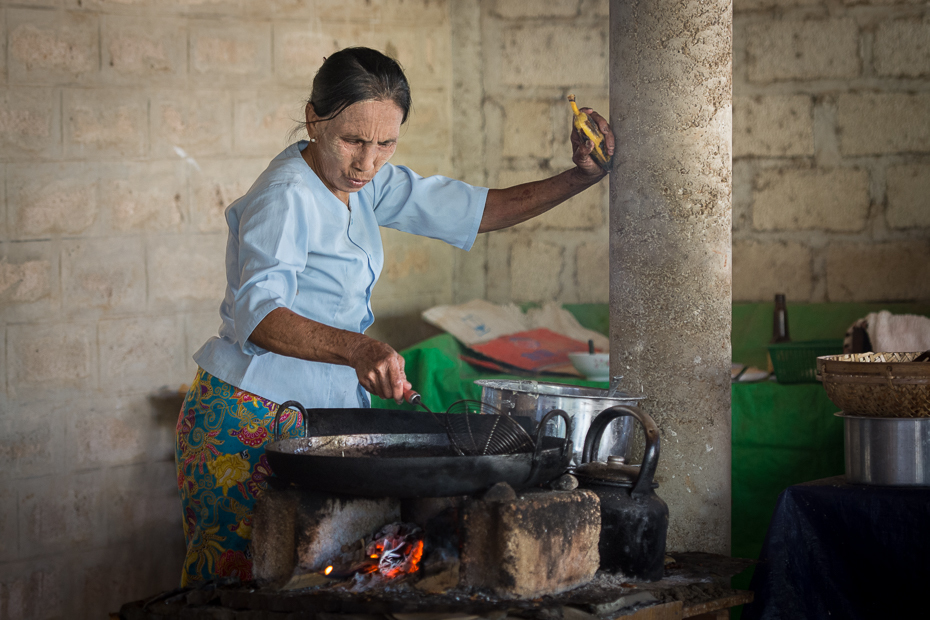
[528,409,573,481]
[274,400,309,441]
[404,388,432,413]
[403,387,419,404]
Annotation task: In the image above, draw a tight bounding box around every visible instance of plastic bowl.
[568,352,610,382]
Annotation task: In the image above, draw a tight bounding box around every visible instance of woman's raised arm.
[479,108,614,233]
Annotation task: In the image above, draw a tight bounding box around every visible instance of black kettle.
[573,405,668,581]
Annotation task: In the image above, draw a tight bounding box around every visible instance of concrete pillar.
[609,1,732,553]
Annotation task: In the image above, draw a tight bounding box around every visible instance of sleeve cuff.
[238,298,287,356]
[459,186,489,252]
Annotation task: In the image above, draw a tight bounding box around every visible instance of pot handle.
[534,409,573,459]
[274,400,309,441]
[581,405,660,499]
[527,409,573,482]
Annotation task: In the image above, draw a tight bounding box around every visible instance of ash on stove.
[124,553,754,620]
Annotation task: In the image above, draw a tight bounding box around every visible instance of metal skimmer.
[405,390,535,456]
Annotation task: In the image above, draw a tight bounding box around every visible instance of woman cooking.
[176,47,614,585]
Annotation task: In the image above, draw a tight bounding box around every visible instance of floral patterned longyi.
[175,368,302,586]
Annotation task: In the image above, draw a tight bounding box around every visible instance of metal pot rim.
[475,379,647,401]
[834,412,930,421]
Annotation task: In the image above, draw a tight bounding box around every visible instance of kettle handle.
[581,405,660,498]
[273,400,309,441]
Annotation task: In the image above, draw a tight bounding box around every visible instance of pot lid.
[573,456,659,489]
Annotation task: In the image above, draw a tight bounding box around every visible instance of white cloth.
[865,310,930,353]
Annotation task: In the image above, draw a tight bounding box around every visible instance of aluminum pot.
[475,379,646,465]
[837,413,930,486]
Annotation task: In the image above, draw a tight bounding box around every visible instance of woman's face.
[304,99,404,202]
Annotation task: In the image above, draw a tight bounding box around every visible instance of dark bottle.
[771,293,790,343]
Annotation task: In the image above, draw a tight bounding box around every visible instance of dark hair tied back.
[309,47,412,124]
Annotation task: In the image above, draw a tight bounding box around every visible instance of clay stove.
[250,478,602,599]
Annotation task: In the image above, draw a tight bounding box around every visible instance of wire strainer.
[404,389,535,457]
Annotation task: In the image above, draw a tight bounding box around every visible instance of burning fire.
[362,524,424,578]
[320,523,424,583]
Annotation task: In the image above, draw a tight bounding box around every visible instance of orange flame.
[408,539,425,573]
[324,566,333,575]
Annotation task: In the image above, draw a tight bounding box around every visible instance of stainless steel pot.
[475,379,647,465]
[837,413,930,486]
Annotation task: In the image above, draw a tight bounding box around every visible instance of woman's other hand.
[346,336,411,403]
[570,107,614,178]
[480,106,615,232]
[480,107,616,233]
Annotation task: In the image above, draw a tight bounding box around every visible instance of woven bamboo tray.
[817,352,930,418]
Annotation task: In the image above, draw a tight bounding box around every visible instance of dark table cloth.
[741,476,930,620]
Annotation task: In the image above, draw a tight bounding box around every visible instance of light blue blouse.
[194,141,488,409]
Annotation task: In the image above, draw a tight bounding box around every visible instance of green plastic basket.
[768,339,844,384]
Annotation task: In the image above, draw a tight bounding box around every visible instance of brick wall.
[0,1,456,617]
[732,0,930,302]
[475,0,612,306]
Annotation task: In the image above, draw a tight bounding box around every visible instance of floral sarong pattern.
[175,368,302,586]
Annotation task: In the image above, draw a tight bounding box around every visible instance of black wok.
[265,402,573,498]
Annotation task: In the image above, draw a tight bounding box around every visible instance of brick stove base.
[461,488,600,597]
[140,484,753,619]
[250,482,600,598]
[251,484,401,587]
